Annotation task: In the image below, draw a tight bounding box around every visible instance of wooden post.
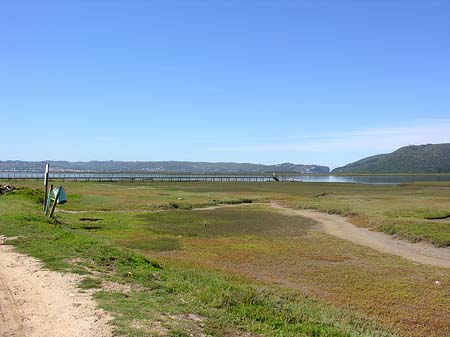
[45,184,53,215]
[43,164,49,210]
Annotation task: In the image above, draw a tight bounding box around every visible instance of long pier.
[0,172,289,182]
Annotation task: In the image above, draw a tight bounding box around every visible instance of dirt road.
[0,240,112,337]
[271,203,450,268]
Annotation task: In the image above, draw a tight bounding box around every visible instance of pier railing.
[0,172,288,182]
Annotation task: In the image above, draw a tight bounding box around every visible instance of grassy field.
[2,180,450,336]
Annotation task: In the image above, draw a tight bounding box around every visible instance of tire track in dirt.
[0,274,24,337]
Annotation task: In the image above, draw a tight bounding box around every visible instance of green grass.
[0,187,400,337]
[136,206,314,237]
[94,266,397,337]
[377,221,450,247]
[59,205,316,256]
[79,277,103,289]
[130,237,182,252]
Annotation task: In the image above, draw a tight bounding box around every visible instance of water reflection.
[289,175,450,184]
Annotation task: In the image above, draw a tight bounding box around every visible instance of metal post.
[49,186,62,218]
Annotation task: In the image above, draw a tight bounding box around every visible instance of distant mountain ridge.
[333,144,450,174]
[0,160,329,174]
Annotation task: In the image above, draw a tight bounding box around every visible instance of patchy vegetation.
[6,179,450,246]
[6,186,44,204]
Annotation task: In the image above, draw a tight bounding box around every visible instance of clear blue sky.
[2,0,449,168]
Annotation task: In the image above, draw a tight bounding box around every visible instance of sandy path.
[270,203,450,269]
[0,239,112,337]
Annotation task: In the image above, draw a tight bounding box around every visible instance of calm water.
[1,171,450,185]
[287,175,450,184]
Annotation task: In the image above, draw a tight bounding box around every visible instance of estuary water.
[287,175,450,184]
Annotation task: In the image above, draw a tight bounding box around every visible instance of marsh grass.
[127,237,182,252]
[135,206,314,238]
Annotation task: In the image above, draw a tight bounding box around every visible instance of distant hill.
[0,160,329,174]
[332,144,450,174]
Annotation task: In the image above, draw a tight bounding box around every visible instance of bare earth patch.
[100,280,148,294]
[0,239,113,337]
